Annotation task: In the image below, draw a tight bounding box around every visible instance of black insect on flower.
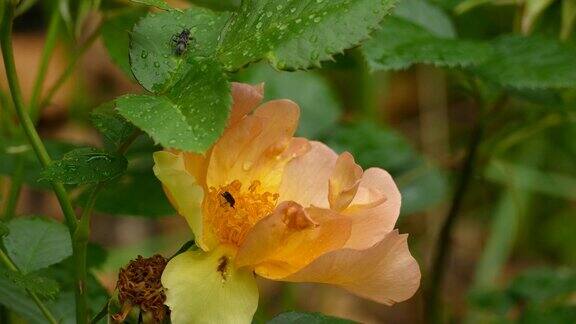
[171,28,193,56]
[221,191,235,208]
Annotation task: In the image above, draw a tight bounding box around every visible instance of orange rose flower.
[153,83,420,324]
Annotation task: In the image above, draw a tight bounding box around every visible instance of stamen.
[204,180,279,246]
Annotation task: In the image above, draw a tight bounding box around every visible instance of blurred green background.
[1,0,575,323]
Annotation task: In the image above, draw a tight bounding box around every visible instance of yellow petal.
[282,230,421,305]
[235,202,352,279]
[229,82,264,126]
[153,151,215,250]
[207,99,305,193]
[162,246,259,324]
[328,152,363,211]
[278,142,338,208]
[343,168,402,250]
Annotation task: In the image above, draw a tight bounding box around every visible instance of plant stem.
[73,130,141,323]
[0,2,78,232]
[424,95,508,323]
[2,158,23,219]
[0,5,86,323]
[39,23,102,111]
[0,249,59,324]
[29,4,61,123]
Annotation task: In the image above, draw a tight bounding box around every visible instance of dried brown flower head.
[113,254,168,322]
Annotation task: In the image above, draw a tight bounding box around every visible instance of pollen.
[204,180,279,246]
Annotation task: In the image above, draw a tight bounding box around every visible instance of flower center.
[205,180,279,247]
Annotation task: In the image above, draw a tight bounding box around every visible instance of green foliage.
[41,148,128,185]
[185,0,241,11]
[237,63,342,138]
[101,8,148,76]
[217,0,397,71]
[129,7,230,92]
[470,268,576,322]
[268,311,355,323]
[0,138,78,188]
[83,170,175,217]
[322,122,447,215]
[0,220,8,237]
[91,101,137,149]
[509,268,576,303]
[363,17,492,71]
[0,269,60,300]
[0,278,74,324]
[117,57,231,152]
[476,35,576,89]
[485,159,576,200]
[3,217,72,274]
[394,0,456,37]
[131,0,172,10]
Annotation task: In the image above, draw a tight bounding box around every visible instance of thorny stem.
[0,4,85,323]
[425,95,508,323]
[0,248,58,324]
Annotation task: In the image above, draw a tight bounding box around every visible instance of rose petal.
[343,168,402,250]
[162,246,258,324]
[282,230,421,305]
[328,152,363,211]
[229,82,264,126]
[236,201,352,279]
[207,100,306,193]
[153,151,215,250]
[278,142,338,209]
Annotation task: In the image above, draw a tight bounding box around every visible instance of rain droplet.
[140,50,148,58]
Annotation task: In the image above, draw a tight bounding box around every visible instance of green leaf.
[0,138,78,188]
[3,217,72,273]
[42,148,128,185]
[394,0,456,37]
[185,0,241,11]
[268,311,356,324]
[117,57,231,152]
[101,8,148,76]
[0,269,60,299]
[83,170,175,217]
[362,17,492,71]
[91,101,137,149]
[322,122,447,215]
[237,63,342,138]
[46,256,109,315]
[130,7,230,92]
[131,0,172,10]
[476,35,576,89]
[217,0,397,71]
[0,276,74,324]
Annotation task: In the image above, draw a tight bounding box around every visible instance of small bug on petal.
[221,191,235,208]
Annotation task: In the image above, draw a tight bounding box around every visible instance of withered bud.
[113,254,168,323]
